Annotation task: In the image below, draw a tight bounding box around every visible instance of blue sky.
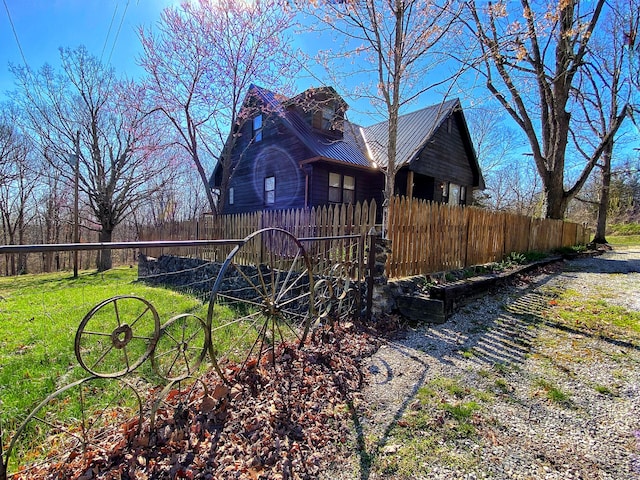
[0,0,424,127]
[0,0,179,100]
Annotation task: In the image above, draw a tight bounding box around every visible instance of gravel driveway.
[329,247,640,480]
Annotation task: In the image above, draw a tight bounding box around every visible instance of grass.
[608,223,640,236]
[607,235,640,247]
[371,376,488,477]
[545,291,640,343]
[0,267,218,471]
[534,378,571,404]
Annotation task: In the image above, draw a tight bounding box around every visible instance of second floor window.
[328,172,355,204]
[253,114,263,142]
[264,176,275,205]
[322,106,334,130]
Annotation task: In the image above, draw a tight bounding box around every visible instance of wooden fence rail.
[139,197,590,279]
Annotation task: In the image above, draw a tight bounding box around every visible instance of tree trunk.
[96,228,113,271]
[544,174,568,220]
[592,142,613,244]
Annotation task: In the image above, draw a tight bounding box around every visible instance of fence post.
[365,227,379,321]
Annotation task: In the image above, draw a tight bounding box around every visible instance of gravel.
[326,247,640,479]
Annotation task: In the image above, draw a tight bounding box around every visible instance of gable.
[411,113,477,186]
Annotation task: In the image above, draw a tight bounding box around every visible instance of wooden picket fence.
[386,196,590,278]
[139,196,590,279]
[138,201,378,275]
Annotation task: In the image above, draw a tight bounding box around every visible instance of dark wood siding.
[224,115,314,214]
[410,112,476,187]
[309,162,384,208]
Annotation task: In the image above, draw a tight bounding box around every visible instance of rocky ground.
[327,247,640,479]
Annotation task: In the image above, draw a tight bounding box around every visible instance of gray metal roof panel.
[363,99,460,168]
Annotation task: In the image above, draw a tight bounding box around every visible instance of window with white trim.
[449,183,460,205]
[264,176,275,205]
[228,187,234,205]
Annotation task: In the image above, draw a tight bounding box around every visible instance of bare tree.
[138,0,298,214]
[571,0,639,243]
[0,106,37,274]
[463,0,633,219]
[299,0,461,229]
[11,46,171,271]
[466,108,527,210]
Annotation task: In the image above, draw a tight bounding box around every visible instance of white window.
[253,115,263,142]
[328,172,341,203]
[228,187,234,205]
[328,172,355,204]
[343,175,355,204]
[264,176,275,205]
[449,183,460,205]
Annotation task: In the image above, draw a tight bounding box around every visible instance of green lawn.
[607,234,640,247]
[0,267,212,470]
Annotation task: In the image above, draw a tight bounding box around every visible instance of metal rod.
[0,235,363,255]
[0,239,246,255]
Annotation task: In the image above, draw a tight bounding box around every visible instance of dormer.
[287,86,348,138]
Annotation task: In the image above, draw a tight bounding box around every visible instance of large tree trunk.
[544,170,569,220]
[592,142,613,244]
[96,228,113,271]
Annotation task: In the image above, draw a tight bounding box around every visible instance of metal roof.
[248,85,464,172]
[362,98,460,169]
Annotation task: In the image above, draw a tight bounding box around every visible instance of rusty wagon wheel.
[330,261,358,322]
[75,295,161,378]
[206,228,315,384]
[4,376,143,478]
[151,313,209,382]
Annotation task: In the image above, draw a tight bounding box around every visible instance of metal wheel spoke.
[113,300,122,327]
[242,316,271,371]
[128,305,152,329]
[217,292,265,309]
[211,311,260,332]
[278,290,311,311]
[276,269,309,304]
[88,343,116,371]
[80,330,113,338]
[122,345,131,370]
[274,252,304,302]
[230,261,268,300]
[274,314,300,343]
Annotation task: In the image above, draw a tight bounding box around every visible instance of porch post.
[406,170,414,199]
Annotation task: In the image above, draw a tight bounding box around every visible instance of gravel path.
[328,247,640,479]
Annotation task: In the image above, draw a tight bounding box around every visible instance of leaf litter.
[12,323,379,480]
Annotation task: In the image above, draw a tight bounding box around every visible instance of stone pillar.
[366,229,393,320]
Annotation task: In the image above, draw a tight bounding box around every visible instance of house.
[212,85,484,214]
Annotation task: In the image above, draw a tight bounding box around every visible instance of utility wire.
[107,0,130,66]
[101,1,119,63]
[2,0,29,67]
